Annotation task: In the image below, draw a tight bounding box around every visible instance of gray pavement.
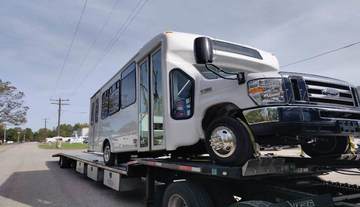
[0,143,144,207]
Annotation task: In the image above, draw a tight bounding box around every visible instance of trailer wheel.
[205,116,254,166]
[103,142,115,166]
[162,181,214,207]
[59,156,71,168]
[301,136,349,157]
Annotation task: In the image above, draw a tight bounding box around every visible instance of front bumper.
[243,106,360,141]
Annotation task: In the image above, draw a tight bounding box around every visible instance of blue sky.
[2,0,360,130]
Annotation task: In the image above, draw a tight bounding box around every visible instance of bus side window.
[121,63,136,108]
[90,102,95,125]
[170,69,194,119]
[101,90,109,119]
[109,81,120,114]
[95,98,99,123]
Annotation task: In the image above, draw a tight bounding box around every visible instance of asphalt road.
[0,143,144,207]
[0,143,359,207]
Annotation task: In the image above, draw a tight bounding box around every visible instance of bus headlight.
[248,78,286,105]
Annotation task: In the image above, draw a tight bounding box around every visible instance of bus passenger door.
[138,48,165,152]
[138,58,151,151]
[90,98,99,151]
[150,49,165,150]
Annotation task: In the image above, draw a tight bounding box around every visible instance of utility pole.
[23,133,25,143]
[44,118,48,138]
[51,98,70,137]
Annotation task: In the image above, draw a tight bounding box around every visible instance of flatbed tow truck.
[53,151,360,207]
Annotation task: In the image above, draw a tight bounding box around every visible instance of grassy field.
[38,142,88,150]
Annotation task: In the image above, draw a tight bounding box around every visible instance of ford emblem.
[322,88,339,97]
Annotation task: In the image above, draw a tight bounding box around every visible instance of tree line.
[0,123,89,142]
[1,79,89,143]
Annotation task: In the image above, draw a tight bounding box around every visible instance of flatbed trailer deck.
[53,151,360,207]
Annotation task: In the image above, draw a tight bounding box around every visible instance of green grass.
[38,142,88,150]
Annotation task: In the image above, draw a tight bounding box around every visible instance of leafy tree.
[33,132,39,141]
[5,128,20,142]
[0,80,29,125]
[73,123,89,131]
[36,128,48,142]
[58,124,74,137]
[24,128,33,141]
[0,124,4,142]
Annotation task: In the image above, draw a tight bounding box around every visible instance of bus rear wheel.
[103,142,115,166]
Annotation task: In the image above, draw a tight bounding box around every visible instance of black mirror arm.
[236,72,246,84]
[205,64,246,85]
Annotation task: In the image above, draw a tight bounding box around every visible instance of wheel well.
[102,139,110,152]
[202,103,243,131]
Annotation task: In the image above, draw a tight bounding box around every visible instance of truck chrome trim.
[244,105,360,125]
[243,107,280,125]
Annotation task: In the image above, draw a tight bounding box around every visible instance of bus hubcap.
[210,126,237,158]
[104,145,110,161]
[168,194,188,207]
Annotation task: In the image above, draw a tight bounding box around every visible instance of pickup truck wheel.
[103,142,115,166]
[162,181,213,207]
[205,116,254,166]
[301,136,349,157]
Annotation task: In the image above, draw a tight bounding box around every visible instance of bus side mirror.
[194,37,213,64]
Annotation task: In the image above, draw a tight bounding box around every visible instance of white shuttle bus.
[89,32,360,166]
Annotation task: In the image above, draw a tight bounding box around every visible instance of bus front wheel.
[205,116,254,166]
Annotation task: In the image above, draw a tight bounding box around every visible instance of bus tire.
[162,181,213,207]
[103,141,115,166]
[205,116,254,166]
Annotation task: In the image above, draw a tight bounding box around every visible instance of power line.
[70,0,120,86]
[53,0,88,96]
[62,110,88,114]
[281,41,360,68]
[102,0,148,58]
[70,0,148,96]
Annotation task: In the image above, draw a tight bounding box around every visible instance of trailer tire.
[59,156,71,168]
[205,116,254,166]
[103,142,115,166]
[162,181,213,207]
[301,136,349,158]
